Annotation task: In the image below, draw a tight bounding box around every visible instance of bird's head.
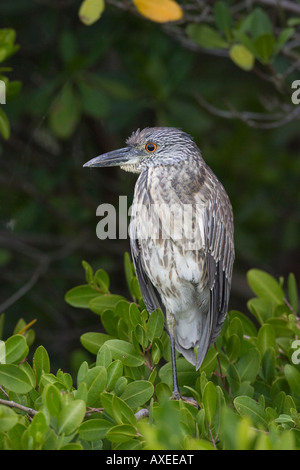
[83,127,201,173]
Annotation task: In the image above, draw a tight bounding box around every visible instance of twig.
[0,261,47,313]
[256,0,300,15]
[195,93,300,129]
[0,398,37,416]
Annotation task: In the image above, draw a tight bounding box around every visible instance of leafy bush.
[0,255,299,450]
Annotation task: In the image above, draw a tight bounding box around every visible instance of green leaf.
[77,80,109,119]
[254,33,275,63]
[106,360,123,391]
[202,381,217,424]
[274,414,295,424]
[186,24,228,49]
[284,364,300,396]
[274,27,294,55]
[65,285,101,308]
[234,396,268,427]
[214,1,233,38]
[33,345,50,385]
[257,324,276,356]
[262,347,276,384]
[105,339,145,367]
[120,380,154,410]
[226,333,241,362]
[43,384,62,419]
[79,0,105,26]
[96,343,112,368]
[106,424,137,443]
[247,269,284,306]
[229,44,255,71]
[0,404,18,431]
[83,366,107,407]
[239,8,273,39]
[0,340,5,364]
[229,311,257,337]
[89,295,125,315]
[146,309,164,342]
[82,260,94,284]
[5,335,29,364]
[199,346,218,376]
[78,418,112,441]
[49,83,81,139]
[80,332,113,354]
[57,399,86,435]
[129,303,142,329]
[0,107,10,139]
[124,253,135,299]
[22,412,49,450]
[236,347,260,383]
[94,269,110,293]
[101,309,119,337]
[0,364,34,393]
[288,273,298,313]
[111,394,137,426]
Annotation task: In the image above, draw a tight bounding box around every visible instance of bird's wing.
[203,176,235,347]
[130,236,166,316]
[129,170,167,319]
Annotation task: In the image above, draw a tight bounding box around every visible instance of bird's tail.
[174,307,211,370]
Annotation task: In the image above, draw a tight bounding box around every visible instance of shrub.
[0,254,299,450]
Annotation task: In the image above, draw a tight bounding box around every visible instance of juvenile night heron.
[84,127,234,401]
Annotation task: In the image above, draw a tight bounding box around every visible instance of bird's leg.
[167,312,199,408]
[167,312,181,400]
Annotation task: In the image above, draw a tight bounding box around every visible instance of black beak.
[83,147,138,168]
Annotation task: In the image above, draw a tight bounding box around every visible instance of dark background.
[0,0,299,372]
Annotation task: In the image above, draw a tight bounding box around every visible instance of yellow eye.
[145,142,157,153]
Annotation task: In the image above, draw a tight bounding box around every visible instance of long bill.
[83,147,138,168]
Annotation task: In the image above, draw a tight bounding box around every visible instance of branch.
[0,398,37,416]
[0,261,47,313]
[195,93,300,129]
[256,0,300,15]
[135,408,149,420]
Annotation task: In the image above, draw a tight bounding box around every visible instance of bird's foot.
[170,391,199,409]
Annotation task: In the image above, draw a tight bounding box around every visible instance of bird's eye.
[145,142,157,153]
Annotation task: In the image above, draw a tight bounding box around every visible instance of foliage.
[0,256,299,450]
[0,28,21,139]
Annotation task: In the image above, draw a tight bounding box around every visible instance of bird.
[83,127,234,401]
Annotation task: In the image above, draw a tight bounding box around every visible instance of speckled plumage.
[129,138,234,368]
[84,127,234,396]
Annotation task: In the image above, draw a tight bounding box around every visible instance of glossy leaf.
[5,335,29,364]
[234,396,268,427]
[106,424,138,443]
[0,363,34,393]
[203,381,217,424]
[79,0,105,26]
[0,405,18,431]
[80,332,113,354]
[57,399,86,435]
[247,269,284,306]
[89,295,125,315]
[78,418,112,441]
[65,285,101,308]
[187,24,228,49]
[120,380,154,410]
[146,308,164,342]
[236,347,260,383]
[105,339,145,367]
[229,44,255,71]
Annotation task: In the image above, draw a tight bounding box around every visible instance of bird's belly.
[140,237,208,314]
